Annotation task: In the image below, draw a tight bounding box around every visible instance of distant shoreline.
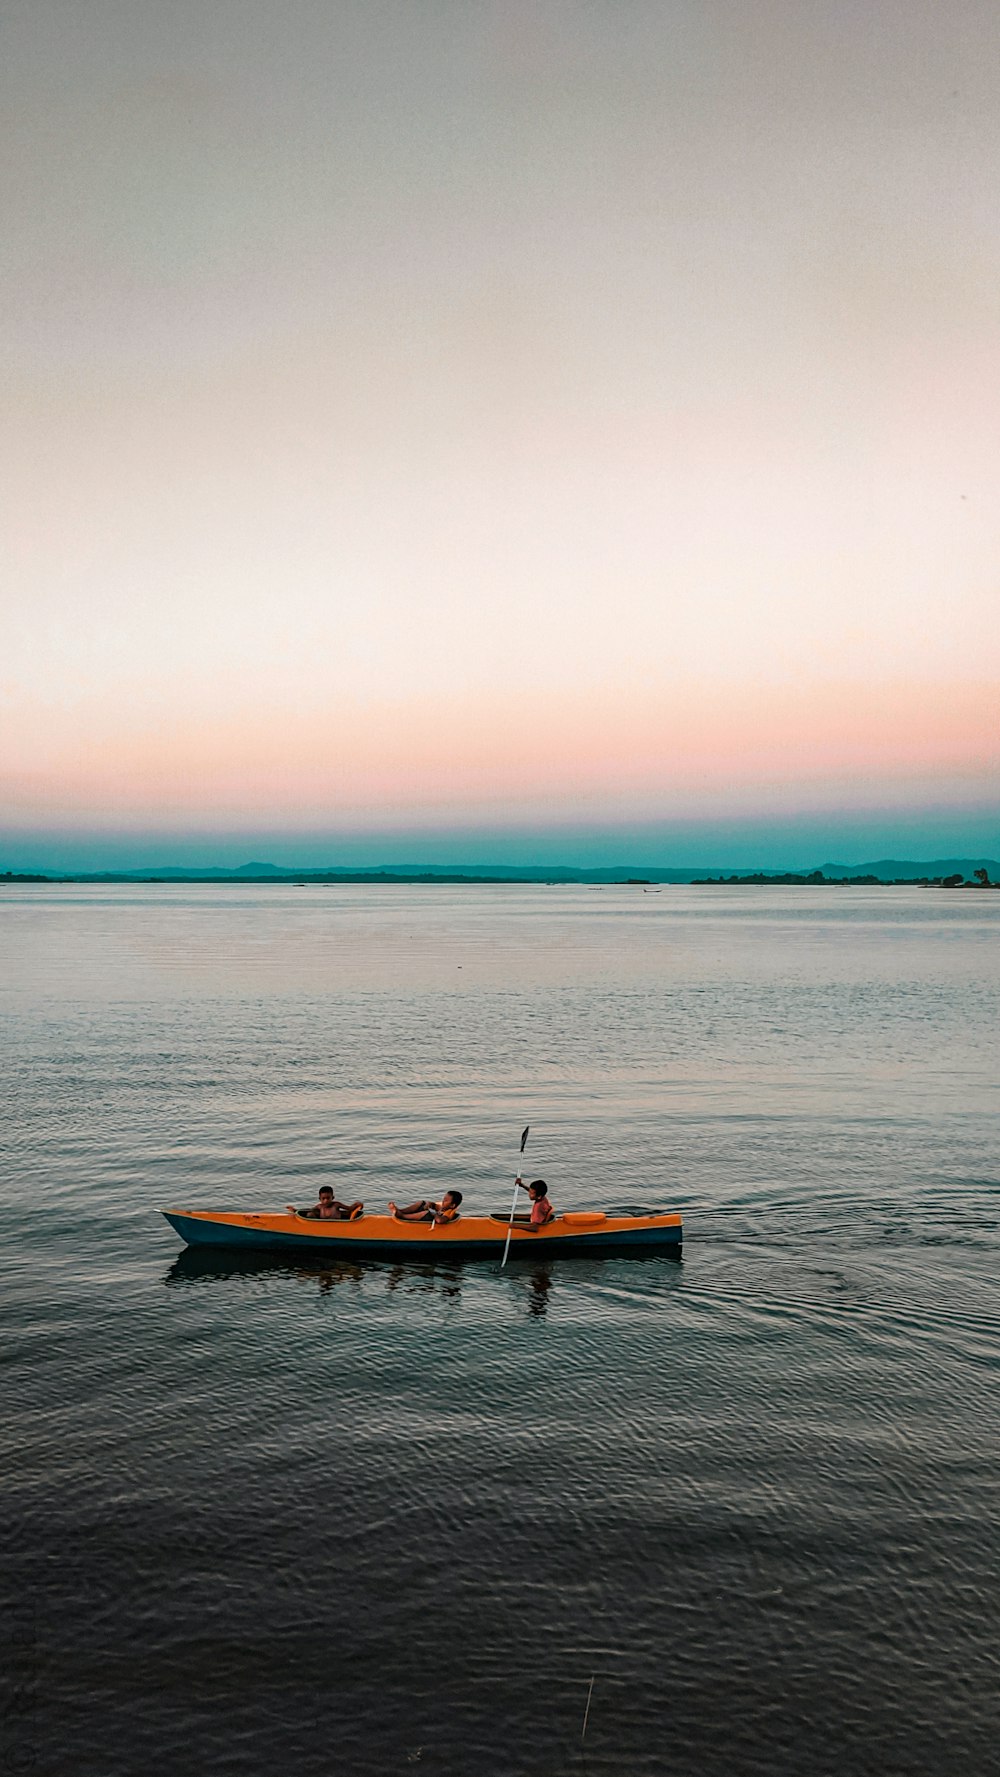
[2,868,997,889]
[690,870,999,888]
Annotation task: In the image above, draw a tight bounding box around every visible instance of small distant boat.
[162,1206,682,1258]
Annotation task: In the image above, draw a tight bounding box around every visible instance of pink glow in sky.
[4,679,996,830]
[2,1,999,847]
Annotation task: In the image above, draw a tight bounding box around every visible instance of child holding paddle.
[516,1178,554,1227]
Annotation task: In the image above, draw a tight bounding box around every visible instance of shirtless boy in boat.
[286,1185,364,1221]
[387,1190,463,1225]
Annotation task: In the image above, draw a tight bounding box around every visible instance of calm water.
[3,884,999,1777]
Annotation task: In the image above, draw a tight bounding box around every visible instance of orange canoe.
[162,1207,682,1258]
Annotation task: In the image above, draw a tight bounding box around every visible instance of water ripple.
[3,885,999,1775]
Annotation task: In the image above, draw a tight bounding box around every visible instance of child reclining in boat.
[286,1185,364,1221]
[388,1190,463,1225]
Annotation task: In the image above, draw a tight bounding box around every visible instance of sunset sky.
[3,0,998,868]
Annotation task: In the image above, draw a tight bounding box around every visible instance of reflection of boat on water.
[162,1206,683,1259]
[164,1241,680,1311]
[166,1246,464,1298]
[165,1245,369,1289]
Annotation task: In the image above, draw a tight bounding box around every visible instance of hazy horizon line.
[3,804,998,876]
[5,852,1000,881]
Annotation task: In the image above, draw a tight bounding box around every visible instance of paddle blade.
[520,1125,530,1152]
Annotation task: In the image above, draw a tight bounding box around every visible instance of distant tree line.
[692,869,996,887]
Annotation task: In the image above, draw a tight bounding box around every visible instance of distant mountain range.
[3,858,998,884]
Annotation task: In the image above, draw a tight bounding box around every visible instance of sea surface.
[2,883,999,1777]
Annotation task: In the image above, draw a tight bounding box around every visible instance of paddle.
[501,1125,530,1269]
